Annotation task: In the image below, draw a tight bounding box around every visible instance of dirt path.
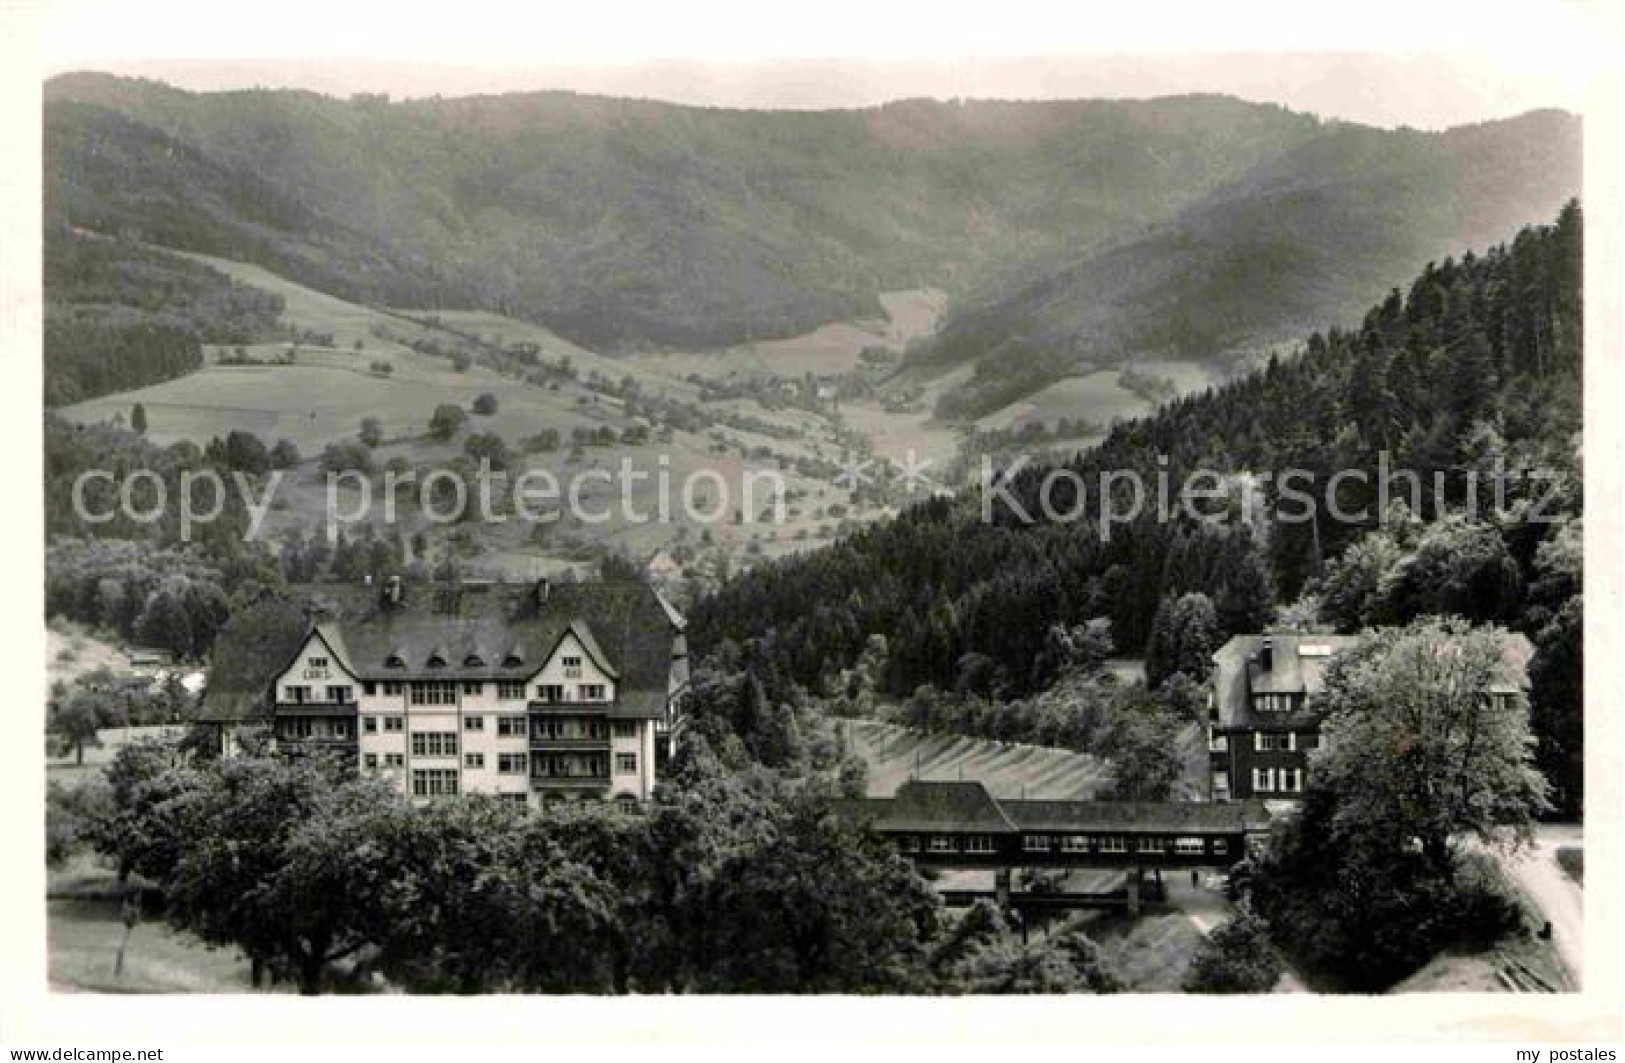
[1491,824,1583,986]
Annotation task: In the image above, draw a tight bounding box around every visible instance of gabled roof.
[1211,630,1538,730]
[853,780,1018,834]
[547,619,620,681]
[1211,633,1364,729]
[201,580,680,721]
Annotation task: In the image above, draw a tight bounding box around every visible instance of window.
[363,681,376,696]
[464,655,485,669]
[309,657,328,669]
[898,835,920,853]
[497,681,526,701]
[384,753,404,768]
[499,753,528,775]
[613,720,638,739]
[385,654,405,669]
[411,769,459,798]
[411,681,458,706]
[1100,836,1127,853]
[580,683,606,701]
[464,752,485,769]
[280,717,313,739]
[616,796,639,814]
[536,684,564,704]
[1062,835,1090,853]
[326,685,353,703]
[1255,732,1295,752]
[1175,837,1205,854]
[1213,839,1230,856]
[1213,771,1230,797]
[497,715,527,737]
[464,715,485,732]
[383,715,404,732]
[1279,768,1304,794]
[364,753,378,769]
[411,732,459,758]
[462,682,483,696]
[927,836,958,853]
[285,685,311,704]
[562,655,583,679]
[1253,767,1276,792]
[1138,837,1165,854]
[363,716,378,734]
[1023,835,1051,852]
[616,752,638,774]
[965,835,994,854]
[500,793,529,806]
[1208,729,1228,753]
[382,681,404,696]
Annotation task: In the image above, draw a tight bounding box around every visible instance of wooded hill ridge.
[46,74,1578,404]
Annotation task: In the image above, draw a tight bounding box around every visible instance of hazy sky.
[31,1,1613,130]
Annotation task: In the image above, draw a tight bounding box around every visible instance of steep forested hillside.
[45,74,1577,375]
[44,226,288,404]
[693,203,1582,808]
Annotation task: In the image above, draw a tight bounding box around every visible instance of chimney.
[1260,638,1274,672]
[536,577,551,606]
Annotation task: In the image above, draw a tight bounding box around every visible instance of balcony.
[530,772,611,789]
[528,700,613,714]
[529,734,611,751]
[274,701,358,716]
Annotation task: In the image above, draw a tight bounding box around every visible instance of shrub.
[1182,910,1283,993]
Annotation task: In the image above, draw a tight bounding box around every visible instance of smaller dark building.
[842,779,1271,869]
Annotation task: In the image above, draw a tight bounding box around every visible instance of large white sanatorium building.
[205,578,689,811]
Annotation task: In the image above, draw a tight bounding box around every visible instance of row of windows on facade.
[284,678,610,705]
[277,716,641,741]
[368,750,639,775]
[1213,767,1304,794]
[406,770,642,812]
[1207,730,1320,753]
[307,654,589,677]
[896,834,1229,855]
[1251,693,1304,713]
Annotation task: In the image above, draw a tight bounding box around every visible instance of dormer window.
[502,653,523,667]
[426,653,446,669]
[464,654,486,668]
[385,653,406,669]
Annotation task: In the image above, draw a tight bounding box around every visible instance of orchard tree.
[358,417,384,448]
[49,685,106,766]
[429,403,467,441]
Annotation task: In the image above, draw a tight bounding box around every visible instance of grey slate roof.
[1210,633,1364,730]
[841,780,1271,835]
[858,780,1020,834]
[1211,631,1536,731]
[199,580,681,722]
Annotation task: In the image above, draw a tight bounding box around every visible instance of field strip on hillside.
[840,718,1111,800]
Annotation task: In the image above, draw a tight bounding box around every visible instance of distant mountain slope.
[920,110,1581,419]
[45,74,1578,374]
